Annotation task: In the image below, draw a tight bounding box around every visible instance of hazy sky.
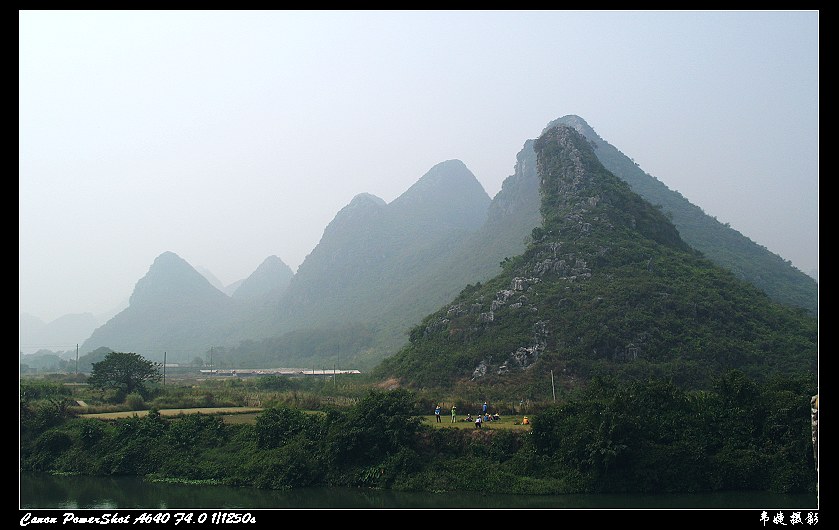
[20,10,819,324]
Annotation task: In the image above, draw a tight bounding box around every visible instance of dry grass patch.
[78,407,264,420]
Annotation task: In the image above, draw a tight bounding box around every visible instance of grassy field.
[421,414,530,431]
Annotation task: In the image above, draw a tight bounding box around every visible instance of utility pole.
[75,344,79,374]
[551,370,556,402]
[163,351,166,386]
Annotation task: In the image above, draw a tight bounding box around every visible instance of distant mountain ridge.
[128,252,229,309]
[81,252,234,359]
[70,116,816,373]
[269,159,491,335]
[78,252,298,362]
[78,161,497,365]
[19,312,98,355]
[231,256,293,300]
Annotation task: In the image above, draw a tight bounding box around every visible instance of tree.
[87,351,161,400]
[327,388,422,468]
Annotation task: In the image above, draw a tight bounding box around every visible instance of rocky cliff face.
[485,139,540,225]
[380,124,817,390]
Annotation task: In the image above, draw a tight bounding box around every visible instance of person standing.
[435,404,442,423]
[475,414,482,429]
[482,401,488,415]
[451,404,457,423]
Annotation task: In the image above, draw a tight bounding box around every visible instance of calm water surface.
[20,474,818,510]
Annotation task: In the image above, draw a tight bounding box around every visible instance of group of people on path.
[435,401,506,428]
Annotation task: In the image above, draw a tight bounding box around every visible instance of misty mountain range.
[19,116,818,370]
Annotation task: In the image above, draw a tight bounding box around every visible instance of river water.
[20,473,818,510]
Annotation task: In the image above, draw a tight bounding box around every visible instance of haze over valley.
[20,116,818,375]
[19,11,818,368]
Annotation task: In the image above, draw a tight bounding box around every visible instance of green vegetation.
[88,351,162,401]
[20,372,816,495]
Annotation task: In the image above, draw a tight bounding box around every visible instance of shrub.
[124,392,145,411]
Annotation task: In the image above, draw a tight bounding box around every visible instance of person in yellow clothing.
[522,416,529,425]
[451,405,457,423]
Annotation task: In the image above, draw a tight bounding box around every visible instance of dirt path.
[78,407,263,420]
